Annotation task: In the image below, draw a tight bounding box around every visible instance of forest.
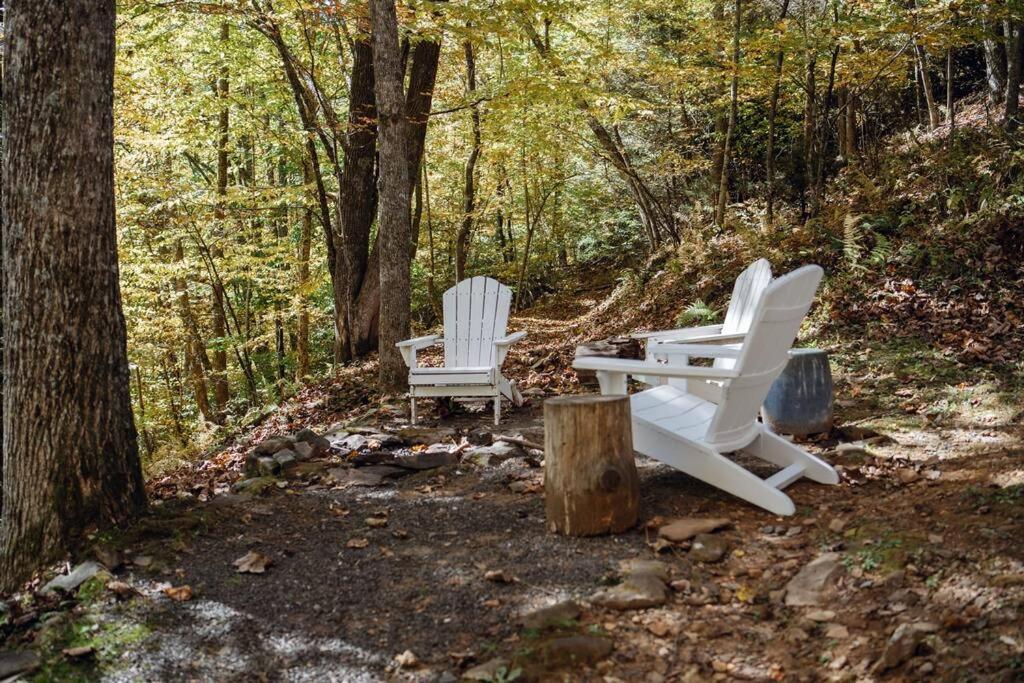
[0,0,1022,680]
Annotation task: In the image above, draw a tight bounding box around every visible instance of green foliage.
[676,299,719,326]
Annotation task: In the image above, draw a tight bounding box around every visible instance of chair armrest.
[494,331,527,366]
[494,331,527,346]
[648,343,742,360]
[396,334,440,369]
[653,331,746,345]
[573,356,739,380]
[396,334,440,350]
[632,324,724,342]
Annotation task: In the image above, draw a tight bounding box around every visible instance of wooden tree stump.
[544,395,640,536]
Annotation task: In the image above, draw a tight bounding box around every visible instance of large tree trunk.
[350,35,442,357]
[455,38,482,281]
[1,0,146,590]
[371,0,413,392]
[983,8,1008,105]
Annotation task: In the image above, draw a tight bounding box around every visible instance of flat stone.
[619,559,671,582]
[273,449,298,470]
[540,635,613,666]
[873,622,940,673]
[397,426,456,445]
[591,573,668,610]
[394,450,458,470]
[785,553,844,607]
[256,456,281,477]
[689,533,729,563]
[521,600,581,630]
[467,441,525,465]
[826,624,850,639]
[42,561,104,593]
[294,428,330,456]
[462,658,509,681]
[829,518,846,533]
[329,466,409,487]
[253,435,295,456]
[467,429,493,446]
[0,651,39,678]
[233,476,277,494]
[658,517,731,543]
[339,434,368,451]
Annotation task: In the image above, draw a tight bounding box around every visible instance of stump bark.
[544,395,639,536]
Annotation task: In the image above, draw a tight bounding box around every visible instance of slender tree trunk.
[811,44,839,217]
[1005,20,1023,131]
[947,47,955,145]
[914,41,942,130]
[211,20,231,418]
[455,37,482,281]
[296,159,313,381]
[1,0,146,590]
[715,0,741,227]
[371,0,413,392]
[174,239,215,423]
[801,52,816,221]
[765,0,790,227]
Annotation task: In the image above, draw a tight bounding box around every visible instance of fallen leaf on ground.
[106,581,137,600]
[395,650,418,668]
[163,585,193,601]
[233,551,272,574]
[484,569,515,583]
[62,646,94,658]
[347,537,369,549]
[366,516,388,528]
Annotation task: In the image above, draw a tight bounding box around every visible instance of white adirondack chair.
[397,276,526,426]
[573,265,838,516]
[634,259,772,386]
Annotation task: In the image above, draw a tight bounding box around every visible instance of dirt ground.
[2,299,1023,682]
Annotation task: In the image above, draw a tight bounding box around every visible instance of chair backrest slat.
[704,265,824,448]
[442,277,512,368]
[715,258,772,371]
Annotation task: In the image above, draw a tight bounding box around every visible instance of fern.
[675,299,719,326]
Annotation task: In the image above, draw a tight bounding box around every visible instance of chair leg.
[494,393,501,426]
[742,428,839,485]
[634,425,797,516]
[410,394,417,425]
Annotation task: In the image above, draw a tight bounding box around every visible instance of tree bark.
[914,41,942,130]
[455,38,482,281]
[371,0,413,392]
[174,239,215,423]
[1005,20,1023,131]
[801,52,816,221]
[543,395,639,536]
[715,0,741,227]
[1,0,146,590]
[983,9,1008,105]
[211,20,231,419]
[296,158,313,380]
[765,0,790,227]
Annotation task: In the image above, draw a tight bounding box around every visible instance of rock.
[689,534,729,563]
[658,517,731,543]
[619,559,671,582]
[255,456,281,477]
[467,429,493,446]
[521,600,581,630]
[323,427,350,445]
[829,518,846,533]
[467,440,525,464]
[785,552,844,607]
[292,441,315,460]
[397,426,456,445]
[462,658,509,681]
[825,624,849,639]
[540,635,613,666]
[394,650,418,668]
[873,622,939,673]
[253,435,295,456]
[0,651,39,678]
[294,428,330,456]
[273,449,298,470]
[42,561,106,594]
[394,450,458,471]
[897,468,920,484]
[330,466,409,487]
[233,476,277,494]
[339,434,368,451]
[591,573,668,610]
